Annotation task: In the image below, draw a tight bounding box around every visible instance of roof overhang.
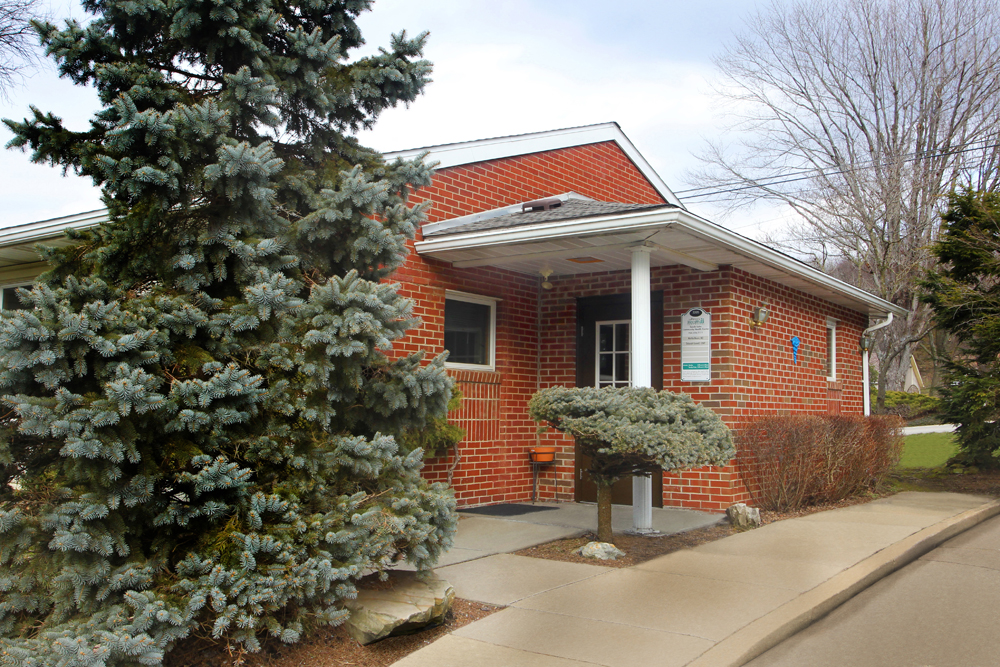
[0,210,106,269]
[415,207,907,319]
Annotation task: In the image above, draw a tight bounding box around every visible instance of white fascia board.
[672,212,908,317]
[0,209,108,248]
[415,207,683,252]
[384,122,684,208]
[416,207,906,318]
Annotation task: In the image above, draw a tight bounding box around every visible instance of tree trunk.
[596,483,614,543]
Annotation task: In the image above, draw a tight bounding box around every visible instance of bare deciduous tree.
[0,0,40,95]
[691,0,1000,407]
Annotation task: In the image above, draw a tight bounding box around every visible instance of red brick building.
[0,123,904,515]
[382,123,903,515]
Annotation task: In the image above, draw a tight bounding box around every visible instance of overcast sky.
[0,0,792,234]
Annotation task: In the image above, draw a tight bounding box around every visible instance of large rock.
[343,571,455,645]
[727,503,761,530]
[575,541,626,560]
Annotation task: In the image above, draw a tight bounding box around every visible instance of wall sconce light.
[539,269,554,290]
[749,305,770,329]
[860,335,873,352]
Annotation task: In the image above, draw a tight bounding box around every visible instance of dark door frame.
[574,292,664,505]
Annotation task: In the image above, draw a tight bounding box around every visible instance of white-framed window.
[826,317,838,380]
[1,283,31,312]
[595,320,631,388]
[444,290,497,371]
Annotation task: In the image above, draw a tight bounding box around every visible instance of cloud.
[0,0,785,237]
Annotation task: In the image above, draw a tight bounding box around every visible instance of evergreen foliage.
[528,386,733,540]
[923,190,1000,467]
[0,1,456,664]
[397,387,465,459]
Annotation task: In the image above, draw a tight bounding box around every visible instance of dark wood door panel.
[574,292,663,506]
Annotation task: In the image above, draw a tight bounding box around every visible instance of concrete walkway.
[393,492,1000,667]
[901,423,956,435]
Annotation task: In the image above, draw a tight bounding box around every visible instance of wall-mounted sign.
[681,308,712,382]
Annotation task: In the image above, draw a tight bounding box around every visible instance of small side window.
[444,292,496,370]
[826,317,837,380]
[1,285,30,312]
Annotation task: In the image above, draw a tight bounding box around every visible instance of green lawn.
[898,432,959,469]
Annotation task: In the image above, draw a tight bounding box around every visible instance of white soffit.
[384,122,683,208]
[0,210,107,268]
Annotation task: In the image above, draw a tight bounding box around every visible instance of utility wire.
[676,139,1000,200]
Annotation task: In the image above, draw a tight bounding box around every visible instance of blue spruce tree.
[0,1,456,664]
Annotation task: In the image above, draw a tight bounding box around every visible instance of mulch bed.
[163,597,503,667]
[891,467,1000,497]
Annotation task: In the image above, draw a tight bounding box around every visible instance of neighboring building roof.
[384,122,683,208]
[0,210,106,270]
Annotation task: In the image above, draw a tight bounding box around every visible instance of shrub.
[876,391,941,420]
[0,1,456,664]
[735,414,904,511]
[529,386,733,542]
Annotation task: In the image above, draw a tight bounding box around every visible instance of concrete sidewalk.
[393,492,1000,667]
[901,424,956,435]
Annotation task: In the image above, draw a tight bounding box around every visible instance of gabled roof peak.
[384,123,683,208]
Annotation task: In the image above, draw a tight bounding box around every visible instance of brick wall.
[389,140,869,512]
[533,265,866,512]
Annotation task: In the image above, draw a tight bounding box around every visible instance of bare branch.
[692,0,1000,390]
[0,0,42,97]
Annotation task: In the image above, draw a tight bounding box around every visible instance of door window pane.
[599,353,613,382]
[599,325,613,352]
[595,320,631,388]
[615,353,630,384]
[615,322,629,351]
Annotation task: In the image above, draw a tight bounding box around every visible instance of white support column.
[631,246,654,533]
[863,350,871,417]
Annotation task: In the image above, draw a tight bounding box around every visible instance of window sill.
[445,362,495,373]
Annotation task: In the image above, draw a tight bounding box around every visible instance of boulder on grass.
[343,571,455,645]
[575,541,626,560]
[727,503,761,530]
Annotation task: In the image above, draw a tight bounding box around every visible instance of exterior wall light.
[749,305,770,329]
[860,335,873,351]
[539,269,554,290]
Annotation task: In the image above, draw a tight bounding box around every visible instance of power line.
[676,139,1000,200]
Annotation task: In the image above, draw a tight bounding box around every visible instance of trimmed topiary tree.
[528,386,733,543]
[0,1,456,665]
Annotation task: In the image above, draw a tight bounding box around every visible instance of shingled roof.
[423,199,676,237]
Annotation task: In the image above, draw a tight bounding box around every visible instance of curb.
[687,498,1000,667]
